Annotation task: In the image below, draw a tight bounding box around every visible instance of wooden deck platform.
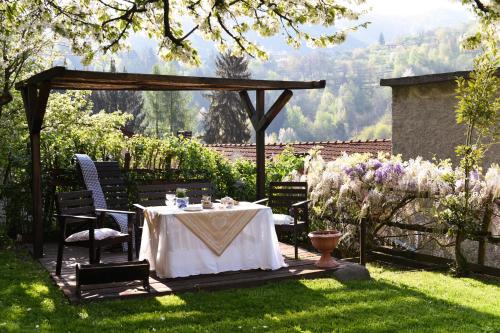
[39,243,368,304]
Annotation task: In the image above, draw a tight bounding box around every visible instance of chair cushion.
[273,214,294,225]
[65,228,127,242]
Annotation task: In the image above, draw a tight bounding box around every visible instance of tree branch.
[473,0,490,13]
[163,0,199,46]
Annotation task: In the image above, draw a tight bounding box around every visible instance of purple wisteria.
[343,160,404,184]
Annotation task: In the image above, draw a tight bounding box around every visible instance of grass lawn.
[0,248,499,333]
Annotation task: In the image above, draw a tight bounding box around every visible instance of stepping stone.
[331,261,371,282]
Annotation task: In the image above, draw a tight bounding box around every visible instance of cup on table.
[165,193,175,206]
[221,196,234,209]
[202,195,212,209]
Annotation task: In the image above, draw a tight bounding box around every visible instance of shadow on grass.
[1,248,499,332]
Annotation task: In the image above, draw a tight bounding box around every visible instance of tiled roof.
[380,68,500,87]
[205,139,392,162]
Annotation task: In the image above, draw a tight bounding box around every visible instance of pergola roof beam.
[15,67,326,92]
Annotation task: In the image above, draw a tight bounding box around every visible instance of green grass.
[0,249,499,333]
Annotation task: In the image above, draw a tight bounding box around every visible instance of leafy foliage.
[0,1,53,112]
[305,151,499,260]
[445,22,499,274]
[40,0,368,65]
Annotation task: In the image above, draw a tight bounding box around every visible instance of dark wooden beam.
[239,91,258,129]
[22,86,37,132]
[20,85,46,259]
[32,83,50,133]
[14,66,66,89]
[255,90,266,200]
[241,89,295,199]
[380,68,500,87]
[257,89,293,131]
[20,88,31,131]
[16,66,327,92]
[30,132,44,258]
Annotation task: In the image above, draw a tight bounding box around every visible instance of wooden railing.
[357,210,500,276]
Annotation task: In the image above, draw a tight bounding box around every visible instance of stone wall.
[390,81,500,167]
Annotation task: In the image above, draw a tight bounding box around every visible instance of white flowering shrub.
[303,151,499,258]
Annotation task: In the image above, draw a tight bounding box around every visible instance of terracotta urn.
[308,230,342,268]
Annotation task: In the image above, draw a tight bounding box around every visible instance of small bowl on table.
[202,201,214,209]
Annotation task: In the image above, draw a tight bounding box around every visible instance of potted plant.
[175,188,189,209]
[308,230,342,268]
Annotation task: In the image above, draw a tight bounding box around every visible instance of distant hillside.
[248,24,476,142]
[58,19,476,143]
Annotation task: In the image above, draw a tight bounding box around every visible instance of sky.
[338,0,475,44]
[367,0,473,16]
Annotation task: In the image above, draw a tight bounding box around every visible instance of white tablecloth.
[139,202,286,278]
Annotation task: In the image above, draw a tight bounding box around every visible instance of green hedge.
[0,91,305,240]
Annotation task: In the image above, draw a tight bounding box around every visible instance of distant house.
[205,139,392,162]
[381,70,500,166]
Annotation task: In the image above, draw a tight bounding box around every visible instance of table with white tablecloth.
[139,202,286,278]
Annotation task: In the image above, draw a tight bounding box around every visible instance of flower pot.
[176,197,189,209]
[308,230,342,268]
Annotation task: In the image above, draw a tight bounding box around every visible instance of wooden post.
[21,84,50,259]
[239,89,293,200]
[124,151,131,171]
[30,132,44,258]
[255,90,265,200]
[360,218,367,266]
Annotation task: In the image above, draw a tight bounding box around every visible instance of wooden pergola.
[15,66,325,258]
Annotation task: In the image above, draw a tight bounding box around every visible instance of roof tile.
[205,139,392,162]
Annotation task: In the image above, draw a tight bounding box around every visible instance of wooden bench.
[76,260,150,298]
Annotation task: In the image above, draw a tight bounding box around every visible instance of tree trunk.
[454,230,468,275]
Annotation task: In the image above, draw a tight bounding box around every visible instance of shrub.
[305,151,499,261]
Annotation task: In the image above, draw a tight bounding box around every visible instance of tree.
[41,0,368,65]
[0,0,55,212]
[437,22,499,275]
[90,58,143,132]
[378,33,385,46]
[203,53,251,144]
[0,1,52,115]
[139,64,196,138]
[461,0,499,20]
[283,105,315,141]
[355,113,391,140]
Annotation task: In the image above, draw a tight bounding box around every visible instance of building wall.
[391,82,500,167]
